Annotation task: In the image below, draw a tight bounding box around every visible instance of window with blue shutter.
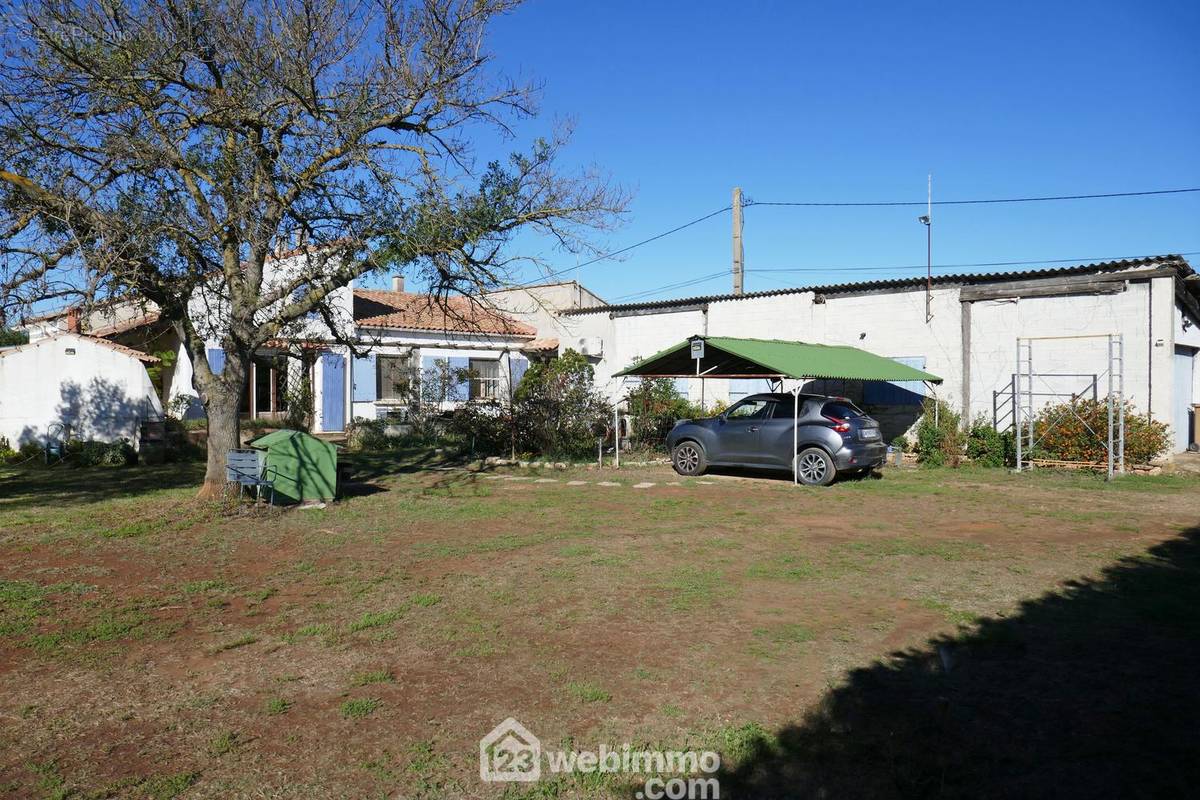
[207,348,226,374]
[863,356,927,406]
[448,356,470,401]
[353,354,377,402]
[510,356,529,392]
[673,378,689,397]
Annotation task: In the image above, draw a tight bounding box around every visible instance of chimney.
[64,308,81,334]
[391,276,405,293]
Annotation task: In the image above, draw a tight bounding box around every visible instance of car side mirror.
[717,412,727,424]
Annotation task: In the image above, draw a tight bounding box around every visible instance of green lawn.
[1,456,1198,798]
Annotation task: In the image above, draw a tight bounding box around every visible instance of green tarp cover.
[248,429,338,503]
[615,336,943,383]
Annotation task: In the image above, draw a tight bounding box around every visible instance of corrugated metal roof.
[616,336,943,383]
[565,255,1193,316]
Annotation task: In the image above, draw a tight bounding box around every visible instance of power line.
[523,205,731,286]
[748,251,1200,274]
[524,186,1198,289]
[747,187,1200,208]
[610,269,729,302]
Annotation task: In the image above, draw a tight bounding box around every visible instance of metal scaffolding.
[1014,334,1125,480]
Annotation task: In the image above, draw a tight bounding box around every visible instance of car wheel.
[672,441,707,476]
[794,447,835,486]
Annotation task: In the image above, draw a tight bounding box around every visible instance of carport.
[615,336,943,484]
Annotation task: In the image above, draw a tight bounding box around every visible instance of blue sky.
[470,0,1200,303]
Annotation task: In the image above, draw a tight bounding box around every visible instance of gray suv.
[665,393,886,485]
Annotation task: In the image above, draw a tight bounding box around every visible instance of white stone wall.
[0,334,163,447]
[571,269,1197,453]
[481,281,608,353]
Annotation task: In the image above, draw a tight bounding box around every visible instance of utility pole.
[732,187,744,295]
[918,174,933,323]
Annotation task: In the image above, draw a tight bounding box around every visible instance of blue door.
[321,352,346,432]
[1175,347,1195,452]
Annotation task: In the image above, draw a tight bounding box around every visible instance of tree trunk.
[196,357,246,500]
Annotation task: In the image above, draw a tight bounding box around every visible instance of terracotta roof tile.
[353,289,536,337]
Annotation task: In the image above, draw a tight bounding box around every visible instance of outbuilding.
[0,333,163,450]
[562,255,1200,456]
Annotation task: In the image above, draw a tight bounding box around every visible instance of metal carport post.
[793,384,800,485]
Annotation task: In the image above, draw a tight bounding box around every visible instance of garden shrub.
[513,349,610,459]
[0,328,28,346]
[65,439,137,467]
[626,378,703,451]
[913,399,962,467]
[16,441,44,463]
[966,417,1013,467]
[444,401,512,456]
[1032,399,1169,465]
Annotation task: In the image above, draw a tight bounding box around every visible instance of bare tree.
[0,0,624,495]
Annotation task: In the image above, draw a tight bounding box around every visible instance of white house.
[0,333,163,448]
[560,255,1200,455]
[162,275,547,432]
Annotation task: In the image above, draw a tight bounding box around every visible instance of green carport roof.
[615,336,943,383]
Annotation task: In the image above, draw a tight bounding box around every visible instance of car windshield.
[822,400,865,419]
[726,398,771,419]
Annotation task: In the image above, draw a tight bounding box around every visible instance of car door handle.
[748,426,759,432]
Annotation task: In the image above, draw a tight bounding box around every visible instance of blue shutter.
[448,356,470,400]
[864,356,927,406]
[673,377,690,397]
[510,356,529,390]
[353,354,377,402]
[207,348,225,374]
[320,352,346,431]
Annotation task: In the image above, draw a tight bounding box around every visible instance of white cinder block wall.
[563,265,1200,453]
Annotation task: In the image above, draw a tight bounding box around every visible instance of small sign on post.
[690,338,704,361]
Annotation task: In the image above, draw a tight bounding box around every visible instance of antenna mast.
[732,187,744,295]
[919,174,933,323]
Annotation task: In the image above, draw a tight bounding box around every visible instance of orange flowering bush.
[1032,399,1169,465]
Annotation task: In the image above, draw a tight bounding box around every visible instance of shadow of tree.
[716,527,1200,798]
[0,463,206,511]
[340,446,468,482]
[11,376,157,447]
[703,465,882,484]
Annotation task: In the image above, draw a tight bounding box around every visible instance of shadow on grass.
[715,526,1200,798]
[339,445,472,483]
[704,465,884,484]
[0,462,206,511]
